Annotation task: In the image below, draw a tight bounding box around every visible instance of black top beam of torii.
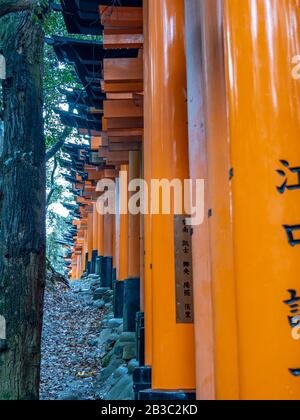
[45,36,139,108]
[55,108,103,133]
[59,88,105,112]
[51,0,143,35]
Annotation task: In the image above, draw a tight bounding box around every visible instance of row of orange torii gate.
[51,0,300,400]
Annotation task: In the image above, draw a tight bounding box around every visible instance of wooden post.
[128,151,141,278]
[144,0,196,395]
[221,0,300,400]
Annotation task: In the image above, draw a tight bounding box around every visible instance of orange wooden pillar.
[104,214,114,259]
[118,165,129,282]
[93,204,99,252]
[82,229,87,273]
[115,176,121,280]
[184,0,241,401]
[184,0,239,400]
[121,152,141,333]
[71,255,77,280]
[102,213,114,288]
[219,0,300,400]
[184,0,215,400]
[141,0,196,398]
[98,212,104,258]
[114,165,129,318]
[87,211,93,272]
[128,150,141,279]
[76,255,81,280]
[91,203,99,273]
[143,0,153,368]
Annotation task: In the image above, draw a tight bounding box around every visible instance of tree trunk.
[0,1,33,18]
[0,11,45,400]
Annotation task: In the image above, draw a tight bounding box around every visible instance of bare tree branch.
[0,0,33,18]
[46,126,71,162]
[46,155,57,207]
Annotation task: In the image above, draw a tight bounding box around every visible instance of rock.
[78,288,90,294]
[108,318,123,329]
[102,313,114,322]
[93,299,105,309]
[88,274,100,280]
[101,349,114,368]
[105,303,112,310]
[91,279,101,288]
[116,324,124,334]
[101,318,115,329]
[105,374,134,401]
[93,287,110,300]
[113,366,128,379]
[108,333,120,343]
[98,328,113,346]
[123,343,136,361]
[99,355,123,381]
[102,293,113,304]
[58,391,81,401]
[113,340,133,357]
[127,359,139,374]
[119,332,136,342]
[88,337,99,347]
[73,287,90,294]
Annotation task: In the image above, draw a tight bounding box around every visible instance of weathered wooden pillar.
[91,203,98,273]
[82,230,87,274]
[123,153,141,332]
[103,213,114,288]
[87,211,93,274]
[132,0,154,398]
[128,151,141,278]
[114,165,129,318]
[98,212,104,258]
[184,0,240,401]
[96,210,104,277]
[184,0,215,401]
[76,255,82,280]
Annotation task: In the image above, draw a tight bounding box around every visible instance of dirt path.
[40,281,104,400]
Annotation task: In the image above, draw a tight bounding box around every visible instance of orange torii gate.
[56,0,300,401]
[184,0,300,401]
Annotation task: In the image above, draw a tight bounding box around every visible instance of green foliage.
[43,11,77,273]
[43,12,77,149]
[42,9,102,273]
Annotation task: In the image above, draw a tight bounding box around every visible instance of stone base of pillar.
[139,389,196,401]
[86,262,91,275]
[123,277,140,332]
[112,267,117,287]
[90,250,98,274]
[136,312,145,366]
[85,252,90,275]
[114,280,124,318]
[95,256,103,276]
[133,366,152,401]
[101,256,113,289]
